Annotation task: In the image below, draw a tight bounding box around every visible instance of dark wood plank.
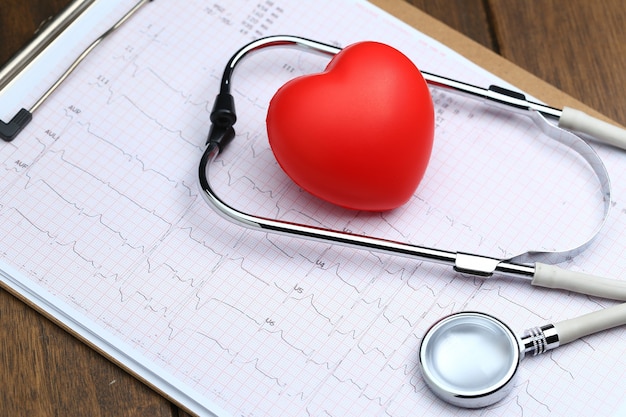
[488,0,626,125]
[0,289,177,416]
[404,0,496,51]
[0,0,68,64]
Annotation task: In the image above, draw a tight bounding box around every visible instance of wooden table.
[1,1,625,415]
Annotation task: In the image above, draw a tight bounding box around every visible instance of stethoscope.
[199,35,626,408]
[3,0,626,407]
[419,305,626,408]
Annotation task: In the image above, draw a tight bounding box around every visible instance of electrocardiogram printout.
[2,1,626,416]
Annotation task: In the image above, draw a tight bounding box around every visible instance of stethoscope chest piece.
[419,312,520,408]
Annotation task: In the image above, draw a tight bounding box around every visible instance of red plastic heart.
[266,41,434,211]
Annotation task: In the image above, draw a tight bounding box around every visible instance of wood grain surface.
[1,1,625,415]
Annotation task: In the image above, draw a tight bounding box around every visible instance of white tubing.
[559,106,626,150]
[554,302,626,345]
[532,263,626,301]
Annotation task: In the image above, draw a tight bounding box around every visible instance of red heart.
[266,41,434,211]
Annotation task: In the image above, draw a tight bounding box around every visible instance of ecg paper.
[2,0,626,416]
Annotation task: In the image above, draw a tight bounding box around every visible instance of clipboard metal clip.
[0,0,152,142]
[0,109,32,142]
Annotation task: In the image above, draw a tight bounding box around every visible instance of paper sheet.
[1,1,626,416]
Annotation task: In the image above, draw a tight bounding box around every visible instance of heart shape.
[266,41,434,211]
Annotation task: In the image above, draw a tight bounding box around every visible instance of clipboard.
[2,1,625,416]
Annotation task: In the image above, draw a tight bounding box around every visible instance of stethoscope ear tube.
[200,35,626,301]
[553,302,626,345]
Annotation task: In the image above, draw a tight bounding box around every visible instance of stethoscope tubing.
[200,35,626,301]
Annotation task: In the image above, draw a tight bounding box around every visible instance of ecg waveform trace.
[2,1,626,417]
